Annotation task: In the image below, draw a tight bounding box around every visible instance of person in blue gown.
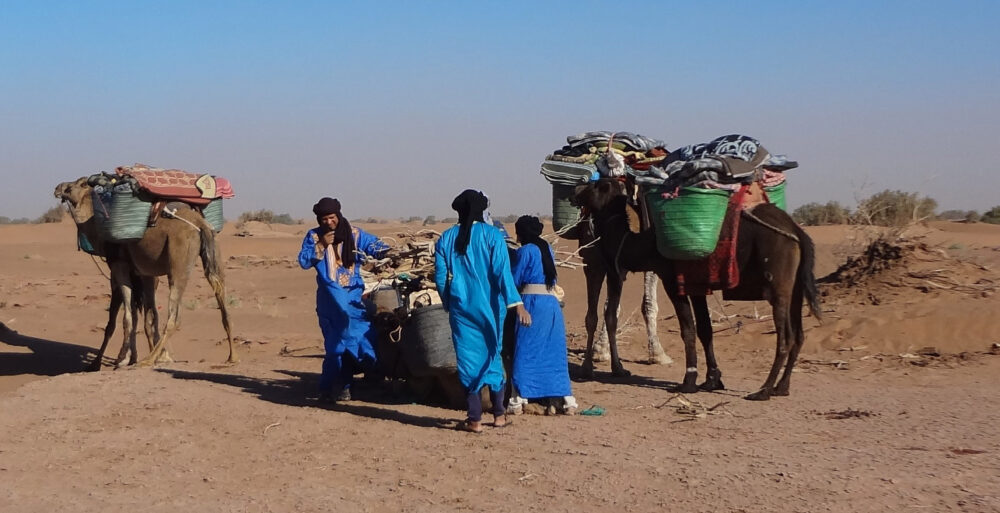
[507,216,576,414]
[434,190,529,433]
[299,197,389,402]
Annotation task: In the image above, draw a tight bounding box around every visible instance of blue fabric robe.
[434,222,521,393]
[299,226,389,391]
[510,244,572,399]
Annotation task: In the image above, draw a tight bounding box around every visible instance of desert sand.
[1,218,999,512]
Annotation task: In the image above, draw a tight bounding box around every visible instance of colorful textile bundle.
[630,134,797,193]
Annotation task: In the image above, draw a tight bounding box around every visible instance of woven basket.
[551,184,582,239]
[400,304,457,377]
[92,188,151,242]
[645,186,731,260]
[764,181,787,212]
[202,198,225,232]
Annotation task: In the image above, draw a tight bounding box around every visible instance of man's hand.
[515,304,531,327]
[320,231,336,247]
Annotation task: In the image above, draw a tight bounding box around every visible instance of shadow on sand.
[159,367,458,431]
[0,322,96,377]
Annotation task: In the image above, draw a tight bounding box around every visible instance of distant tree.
[938,209,967,220]
[422,215,437,226]
[405,216,422,223]
[237,209,296,225]
[35,205,65,224]
[0,216,11,225]
[981,206,1000,224]
[441,217,458,224]
[791,201,851,226]
[853,190,937,227]
[938,209,980,223]
[271,213,296,225]
[239,209,275,224]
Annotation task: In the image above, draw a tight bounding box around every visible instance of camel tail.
[195,216,226,299]
[794,224,822,323]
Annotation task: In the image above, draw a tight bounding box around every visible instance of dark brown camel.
[55,177,237,367]
[574,179,821,400]
[576,233,671,375]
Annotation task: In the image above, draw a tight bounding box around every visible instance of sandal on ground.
[456,419,483,433]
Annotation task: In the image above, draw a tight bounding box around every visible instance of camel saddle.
[115,163,234,206]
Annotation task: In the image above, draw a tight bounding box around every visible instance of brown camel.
[574,179,821,400]
[55,177,237,367]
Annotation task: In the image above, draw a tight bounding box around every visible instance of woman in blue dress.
[508,215,576,414]
[299,197,389,402]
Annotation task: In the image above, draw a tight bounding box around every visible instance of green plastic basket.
[92,189,151,242]
[645,186,731,260]
[202,198,224,232]
[552,184,582,238]
[764,181,787,211]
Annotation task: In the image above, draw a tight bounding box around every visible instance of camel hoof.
[745,390,771,401]
[678,383,699,394]
[580,364,595,379]
[611,367,631,378]
[773,386,790,397]
[86,360,102,372]
[650,353,674,365]
[699,379,726,391]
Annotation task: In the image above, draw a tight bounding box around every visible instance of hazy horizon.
[3,1,998,221]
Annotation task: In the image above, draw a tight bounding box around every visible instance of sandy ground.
[2,218,999,512]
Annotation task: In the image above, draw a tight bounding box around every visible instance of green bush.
[981,206,1000,224]
[237,209,297,225]
[791,201,851,226]
[423,215,437,226]
[853,190,937,227]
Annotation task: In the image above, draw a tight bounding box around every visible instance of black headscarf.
[451,189,488,255]
[515,215,557,288]
[313,197,355,267]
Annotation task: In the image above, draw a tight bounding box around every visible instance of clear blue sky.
[2,1,998,220]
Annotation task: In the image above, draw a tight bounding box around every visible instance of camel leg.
[110,263,140,367]
[142,276,160,352]
[642,272,671,365]
[746,297,791,401]
[604,274,630,377]
[666,290,699,393]
[90,285,123,371]
[138,273,188,367]
[775,286,806,396]
[691,296,724,391]
[592,308,611,362]
[209,272,238,364]
[580,259,605,378]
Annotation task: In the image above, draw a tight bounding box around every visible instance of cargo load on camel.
[81,163,236,252]
[539,131,668,238]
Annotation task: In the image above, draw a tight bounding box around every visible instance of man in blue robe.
[299,197,389,402]
[508,216,576,414]
[435,190,529,433]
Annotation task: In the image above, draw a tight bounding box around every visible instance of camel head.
[53,177,91,208]
[573,178,626,214]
